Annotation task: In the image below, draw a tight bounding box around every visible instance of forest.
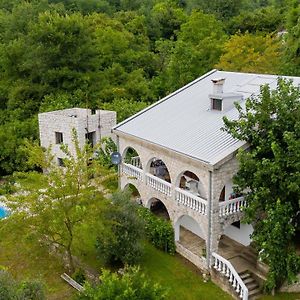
[0,0,300,175]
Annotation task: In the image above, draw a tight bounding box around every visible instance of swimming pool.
[0,206,8,219]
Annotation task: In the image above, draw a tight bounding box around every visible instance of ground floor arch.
[175,215,206,259]
[123,183,142,204]
[146,197,170,220]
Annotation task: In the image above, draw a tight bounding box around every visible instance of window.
[85,131,96,147]
[211,98,222,111]
[57,158,64,167]
[55,132,63,144]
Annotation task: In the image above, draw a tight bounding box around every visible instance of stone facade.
[38,108,116,164]
[116,131,249,270]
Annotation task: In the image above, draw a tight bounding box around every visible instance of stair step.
[247,282,259,290]
[249,288,261,296]
[240,272,251,279]
[244,277,254,284]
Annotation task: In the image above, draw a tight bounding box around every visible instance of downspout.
[116,134,121,189]
[206,170,213,269]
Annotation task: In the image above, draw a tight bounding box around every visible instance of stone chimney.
[211,78,225,94]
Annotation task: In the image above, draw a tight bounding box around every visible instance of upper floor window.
[211,98,222,111]
[85,131,95,147]
[55,132,63,144]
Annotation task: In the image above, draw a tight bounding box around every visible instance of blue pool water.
[0,206,8,219]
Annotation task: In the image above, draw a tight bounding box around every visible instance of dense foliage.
[0,269,45,300]
[78,266,168,300]
[96,190,144,266]
[138,207,176,254]
[223,79,300,291]
[0,0,297,175]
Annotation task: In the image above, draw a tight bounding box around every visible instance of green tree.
[78,266,168,300]
[282,1,300,75]
[96,190,144,266]
[223,79,300,291]
[162,10,226,91]
[0,270,45,300]
[216,33,282,74]
[4,131,108,273]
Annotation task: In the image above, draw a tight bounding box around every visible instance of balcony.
[175,187,207,215]
[122,163,143,181]
[146,173,171,196]
[219,197,247,217]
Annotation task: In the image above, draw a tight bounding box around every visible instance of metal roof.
[113,70,300,166]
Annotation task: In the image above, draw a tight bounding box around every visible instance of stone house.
[38,108,116,165]
[112,69,300,300]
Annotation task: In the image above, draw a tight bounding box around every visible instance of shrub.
[96,191,144,266]
[138,207,176,254]
[18,280,45,300]
[78,266,168,300]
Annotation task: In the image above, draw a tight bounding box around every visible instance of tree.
[216,33,282,74]
[223,79,300,291]
[95,190,144,266]
[4,131,109,273]
[78,266,168,300]
[161,10,226,91]
[0,270,45,300]
[282,1,300,76]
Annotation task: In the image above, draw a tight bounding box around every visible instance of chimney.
[211,78,225,94]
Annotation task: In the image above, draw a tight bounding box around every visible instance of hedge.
[138,207,176,254]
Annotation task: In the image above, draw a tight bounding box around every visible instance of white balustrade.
[175,187,207,215]
[130,156,142,168]
[212,252,248,300]
[219,196,247,217]
[145,173,171,196]
[122,163,143,181]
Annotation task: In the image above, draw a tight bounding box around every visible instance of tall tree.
[223,79,300,291]
[216,33,282,74]
[3,131,109,273]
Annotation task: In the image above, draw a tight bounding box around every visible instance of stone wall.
[39,108,116,164]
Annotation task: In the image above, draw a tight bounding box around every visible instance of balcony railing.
[122,163,143,181]
[219,197,247,217]
[212,252,248,300]
[145,173,171,196]
[175,187,207,215]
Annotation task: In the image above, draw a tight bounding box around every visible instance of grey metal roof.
[113,70,300,166]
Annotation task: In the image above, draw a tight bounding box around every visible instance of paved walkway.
[179,227,205,256]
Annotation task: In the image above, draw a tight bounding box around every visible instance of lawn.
[140,242,232,300]
[0,231,76,299]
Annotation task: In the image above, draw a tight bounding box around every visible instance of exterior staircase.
[239,271,262,300]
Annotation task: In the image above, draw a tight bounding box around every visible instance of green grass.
[0,231,75,299]
[140,242,232,300]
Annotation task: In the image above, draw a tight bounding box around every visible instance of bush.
[0,270,45,300]
[96,191,144,266]
[72,268,86,286]
[78,266,168,300]
[138,207,176,254]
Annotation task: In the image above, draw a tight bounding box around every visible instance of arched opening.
[124,183,142,205]
[177,170,206,199]
[148,158,171,183]
[218,180,243,202]
[147,198,170,220]
[175,215,206,258]
[123,147,142,169]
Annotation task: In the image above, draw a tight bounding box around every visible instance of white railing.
[219,197,247,217]
[212,252,248,300]
[146,173,171,196]
[122,163,143,181]
[175,187,207,215]
[130,156,142,168]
